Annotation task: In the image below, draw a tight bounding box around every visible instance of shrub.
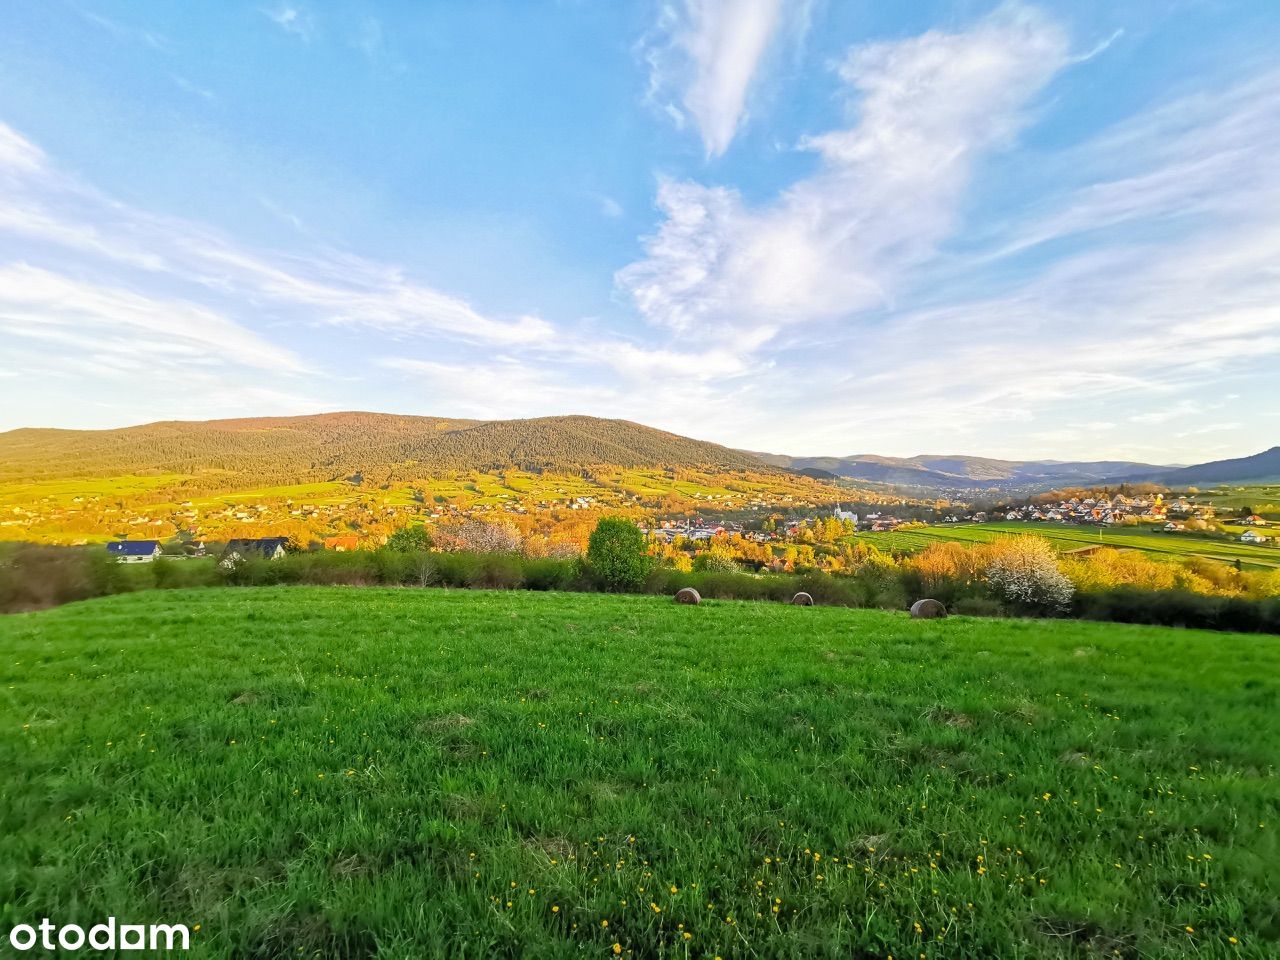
[1073,588,1280,633]
[468,553,524,590]
[522,558,579,591]
[432,551,483,587]
[692,549,739,573]
[385,525,433,552]
[586,517,653,591]
[984,536,1074,615]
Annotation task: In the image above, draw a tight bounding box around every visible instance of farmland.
[1,588,1276,957]
[853,522,1280,569]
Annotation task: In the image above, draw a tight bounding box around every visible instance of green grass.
[1,589,1276,958]
[853,522,1280,569]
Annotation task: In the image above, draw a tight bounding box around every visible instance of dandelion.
[1229,936,1239,945]
[551,905,559,913]
[612,944,622,955]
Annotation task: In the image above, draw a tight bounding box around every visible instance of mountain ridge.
[747,451,1173,490]
[0,412,766,486]
[1,412,1274,492]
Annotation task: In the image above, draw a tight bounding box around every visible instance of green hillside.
[0,412,768,487]
[1,589,1275,957]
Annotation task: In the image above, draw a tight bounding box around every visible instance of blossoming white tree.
[984,535,1075,613]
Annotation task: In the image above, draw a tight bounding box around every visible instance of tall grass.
[1,588,1276,957]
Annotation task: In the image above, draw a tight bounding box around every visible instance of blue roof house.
[106,540,162,563]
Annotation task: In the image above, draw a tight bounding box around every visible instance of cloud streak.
[621,6,1070,343]
[643,0,807,157]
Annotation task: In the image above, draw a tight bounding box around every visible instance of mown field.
[1,589,1276,958]
[854,522,1280,569]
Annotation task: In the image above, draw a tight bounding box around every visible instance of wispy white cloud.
[642,0,808,157]
[0,123,44,174]
[599,195,624,219]
[0,120,556,347]
[74,7,167,50]
[170,74,216,102]
[0,263,309,374]
[262,3,314,41]
[621,5,1070,342]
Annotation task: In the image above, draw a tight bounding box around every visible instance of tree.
[386,525,433,552]
[435,521,521,553]
[586,517,652,591]
[984,535,1074,614]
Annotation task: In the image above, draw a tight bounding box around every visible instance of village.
[86,483,1276,568]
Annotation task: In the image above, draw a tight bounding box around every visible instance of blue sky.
[1,1,1278,462]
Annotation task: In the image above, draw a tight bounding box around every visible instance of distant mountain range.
[1101,446,1280,487]
[749,452,1174,491]
[0,412,1274,493]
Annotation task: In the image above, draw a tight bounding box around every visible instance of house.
[323,535,360,552]
[1164,522,1185,532]
[832,504,858,523]
[1240,530,1269,544]
[106,540,161,563]
[220,537,289,566]
[1243,515,1268,526]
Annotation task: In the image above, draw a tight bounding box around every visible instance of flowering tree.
[435,520,522,553]
[984,535,1074,614]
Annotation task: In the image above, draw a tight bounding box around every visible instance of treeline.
[0,413,765,487]
[3,541,1278,633]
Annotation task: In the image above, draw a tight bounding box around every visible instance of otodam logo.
[6,918,191,952]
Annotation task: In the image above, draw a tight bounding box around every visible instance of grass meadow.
[1,588,1276,958]
[852,522,1280,569]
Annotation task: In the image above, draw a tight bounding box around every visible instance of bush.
[984,536,1074,615]
[522,558,579,591]
[586,517,653,591]
[468,553,524,590]
[1073,588,1280,633]
[432,551,483,587]
[385,525,433,552]
[692,550,740,574]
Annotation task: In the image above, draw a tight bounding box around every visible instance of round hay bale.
[674,587,701,605]
[910,598,948,619]
[791,591,814,606]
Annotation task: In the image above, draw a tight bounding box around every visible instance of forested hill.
[0,412,769,486]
